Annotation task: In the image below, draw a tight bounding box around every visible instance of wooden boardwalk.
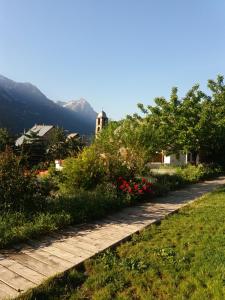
[0,177,225,299]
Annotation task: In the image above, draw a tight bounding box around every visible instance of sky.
[1,0,225,120]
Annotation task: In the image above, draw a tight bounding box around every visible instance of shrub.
[153,164,223,195]
[58,144,132,195]
[0,149,47,212]
[59,145,105,194]
[49,183,128,223]
[176,164,222,182]
[152,173,187,195]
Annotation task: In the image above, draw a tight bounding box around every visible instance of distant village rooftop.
[15,124,54,146]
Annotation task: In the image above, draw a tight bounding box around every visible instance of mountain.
[57,98,97,123]
[0,75,96,135]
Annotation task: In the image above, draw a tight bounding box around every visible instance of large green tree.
[137,75,225,165]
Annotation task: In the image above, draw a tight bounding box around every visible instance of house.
[150,151,189,167]
[55,159,64,170]
[163,152,188,166]
[15,124,55,146]
[66,133,80,140]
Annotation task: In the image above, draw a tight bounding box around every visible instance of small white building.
[55,160,64,171]
[163,153,188,166]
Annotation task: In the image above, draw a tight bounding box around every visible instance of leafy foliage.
[135,75,225,165]
[0,149,47,212]
[0,128,12,151]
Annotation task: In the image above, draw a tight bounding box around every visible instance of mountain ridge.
[0,75,97,135]
[57,98,97,122]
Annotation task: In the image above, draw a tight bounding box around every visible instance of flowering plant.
[116,177,153,197]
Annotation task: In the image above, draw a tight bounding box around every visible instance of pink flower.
[134,184,139,190]
[143,185,147,191]
[127,187,132,193]
[119,185,124,190]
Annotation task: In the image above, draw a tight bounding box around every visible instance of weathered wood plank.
[0,258,45,285]
[22,249,73,271]
[0,265,35,292]
[0,280,19,299]
[9,253,57,277]
[26,240,83,264]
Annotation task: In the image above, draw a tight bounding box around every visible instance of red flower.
[138,189,143,194]
[143,185,147,191]
[134,184,139,190]
[119,184,125,190]
[127,186,132,193]
[142,178,146,183]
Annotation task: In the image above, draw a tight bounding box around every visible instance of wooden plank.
[22,249,73,271]
[9,253,56,277]
[50,233,103,252]
[26,235,93,255]
[0,265,35,292]
[54,233,115,252]
[66,235,112,249]
[0,258,45,285]
[16,242,74,269]
[26,240,84,264]
[0,280,19,299]
[51,241,94,258]
[86,229,127,242]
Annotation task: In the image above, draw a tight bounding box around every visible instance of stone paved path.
[0,177,225,299]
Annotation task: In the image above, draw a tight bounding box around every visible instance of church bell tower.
[95,110,108,135]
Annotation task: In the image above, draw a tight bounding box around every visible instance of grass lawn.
[19,187,225,300]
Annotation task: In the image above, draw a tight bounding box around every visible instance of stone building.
[95,110,108,135]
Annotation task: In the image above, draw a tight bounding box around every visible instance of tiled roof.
[15,124,54,146]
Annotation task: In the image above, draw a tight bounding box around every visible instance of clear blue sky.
[1,0,225,119]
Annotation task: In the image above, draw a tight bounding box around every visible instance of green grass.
[18,187,225,300]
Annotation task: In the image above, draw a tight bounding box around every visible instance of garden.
[1,75,225,249]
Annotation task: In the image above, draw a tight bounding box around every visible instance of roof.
[97,110,107,119]
[15,124,54,146]
[66,133,80,140]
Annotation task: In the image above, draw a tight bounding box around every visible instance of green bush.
[0,149,48,212]
[153,173,187,195]
[176,164,222,182]
[153,164,223,195]
[49,183,130,223]
[59,144,132,195]
[59,145,105,194]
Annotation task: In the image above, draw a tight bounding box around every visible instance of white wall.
[163,153,187,166]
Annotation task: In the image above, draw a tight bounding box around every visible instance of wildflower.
[143,185,147,191]
[134,184,139,190]
[119,185,124,190]
[127,186,132,193]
